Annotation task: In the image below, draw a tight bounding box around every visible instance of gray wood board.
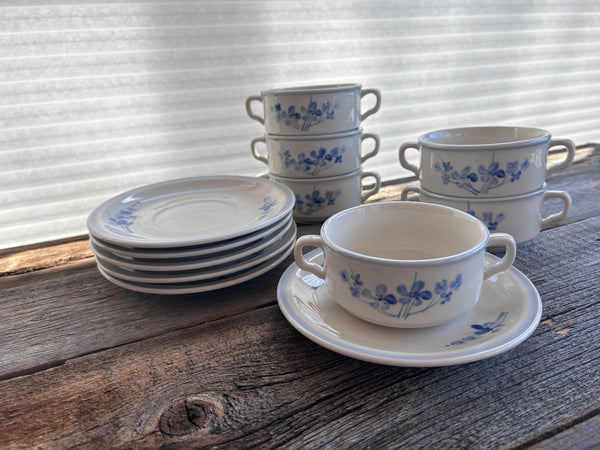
[1,217,598,448]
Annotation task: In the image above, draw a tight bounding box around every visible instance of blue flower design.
[271,98,337,132]
[339,271,462,320]
[435,274,462,304]
[280,146,346,176]
[434,155,530,195]
[359,284,399,312]
[478,161,506,191]
[108,202,139,233]
[481,212,505,231]
[340,270,363,298]
[295,189,341,215]
[396,279,433,306]
[507,158,530,182]
[467,205,506,231]
[447,312,508,346]
[258,196,277,219]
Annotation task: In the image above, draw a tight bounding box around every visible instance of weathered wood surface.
[0,146,598,448]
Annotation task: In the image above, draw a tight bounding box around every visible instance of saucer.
[95,223,297,283]
[87,176,295,248]
[277,249,542,367]
[89,213,292,259]
[97,238,294,294]
[89,221,296,272]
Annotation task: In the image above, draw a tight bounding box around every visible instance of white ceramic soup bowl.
[401,184,571,244]
[294,202,516,328]
[263,169,381,223]
[399,126,575,197]
[251,129,380,179]
[246,84,381,135]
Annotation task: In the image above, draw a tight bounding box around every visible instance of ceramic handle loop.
[398,142,421,177]
[360,171,381,202]
[359,89,382,122]
[250,137,268,164]
[541,190,571,228]
[546,138,576,176]
[294,235,326,279]
[359,133,380,164]
[245,95,264,124]
[400,184,421,201]
[484,233,516,279]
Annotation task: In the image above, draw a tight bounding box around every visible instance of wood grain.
[0,216,598,449]
[0,223,321,380]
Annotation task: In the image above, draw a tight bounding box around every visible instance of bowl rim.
[418,126,551,150]
[261,83,362,96]
[320,201,490,266]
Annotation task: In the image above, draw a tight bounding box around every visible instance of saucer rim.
[89,213,293,259]
[89,220,295,272]
[97,239,295,294]
[87,176,295,248]
[95,223,297,283]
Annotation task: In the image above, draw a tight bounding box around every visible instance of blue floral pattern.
[295,189,341,215]
[258,196,277,219]
[108,202,139,233]
[433,155,530,195]
[280,146,346,176]
[466,205,506,231]
[271,99,338,132]
[340,271,462,320]
[447,312,508,346]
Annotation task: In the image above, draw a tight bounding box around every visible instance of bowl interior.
[323,202,487,261]
[422,126,548,147]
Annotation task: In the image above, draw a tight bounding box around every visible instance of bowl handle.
[359,132,380,164]
[546,138,575,176]
[541,190,571,228]
[400,184,421,201]
[398,142,421,177]
[360,171,381,202]
[359,88,382,122]
[484,233,516,279]
[250,136,269,164]
[245,95,265,124]
[294,235,326,279]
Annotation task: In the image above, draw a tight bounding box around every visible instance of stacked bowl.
[246,83,382,222]
[398,126,575,245]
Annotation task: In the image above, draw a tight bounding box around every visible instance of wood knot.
[159,395,224,437]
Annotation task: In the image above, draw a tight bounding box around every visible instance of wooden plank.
[526,413,600,449]
[0,223,321,380]
[0,239,93,276]
[0,216,598,448]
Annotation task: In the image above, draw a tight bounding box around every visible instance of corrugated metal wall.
[2,1,599,249]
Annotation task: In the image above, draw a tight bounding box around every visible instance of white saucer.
[95,223,297,283]
[277,249,542,367]
[97,238,295,294]
[90,213,292,259]
[87,176,295,248]
[89,221,296,272]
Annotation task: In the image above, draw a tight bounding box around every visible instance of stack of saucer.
[87,176,296,294]
[399,126,575,245]
[246,83,382,222]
